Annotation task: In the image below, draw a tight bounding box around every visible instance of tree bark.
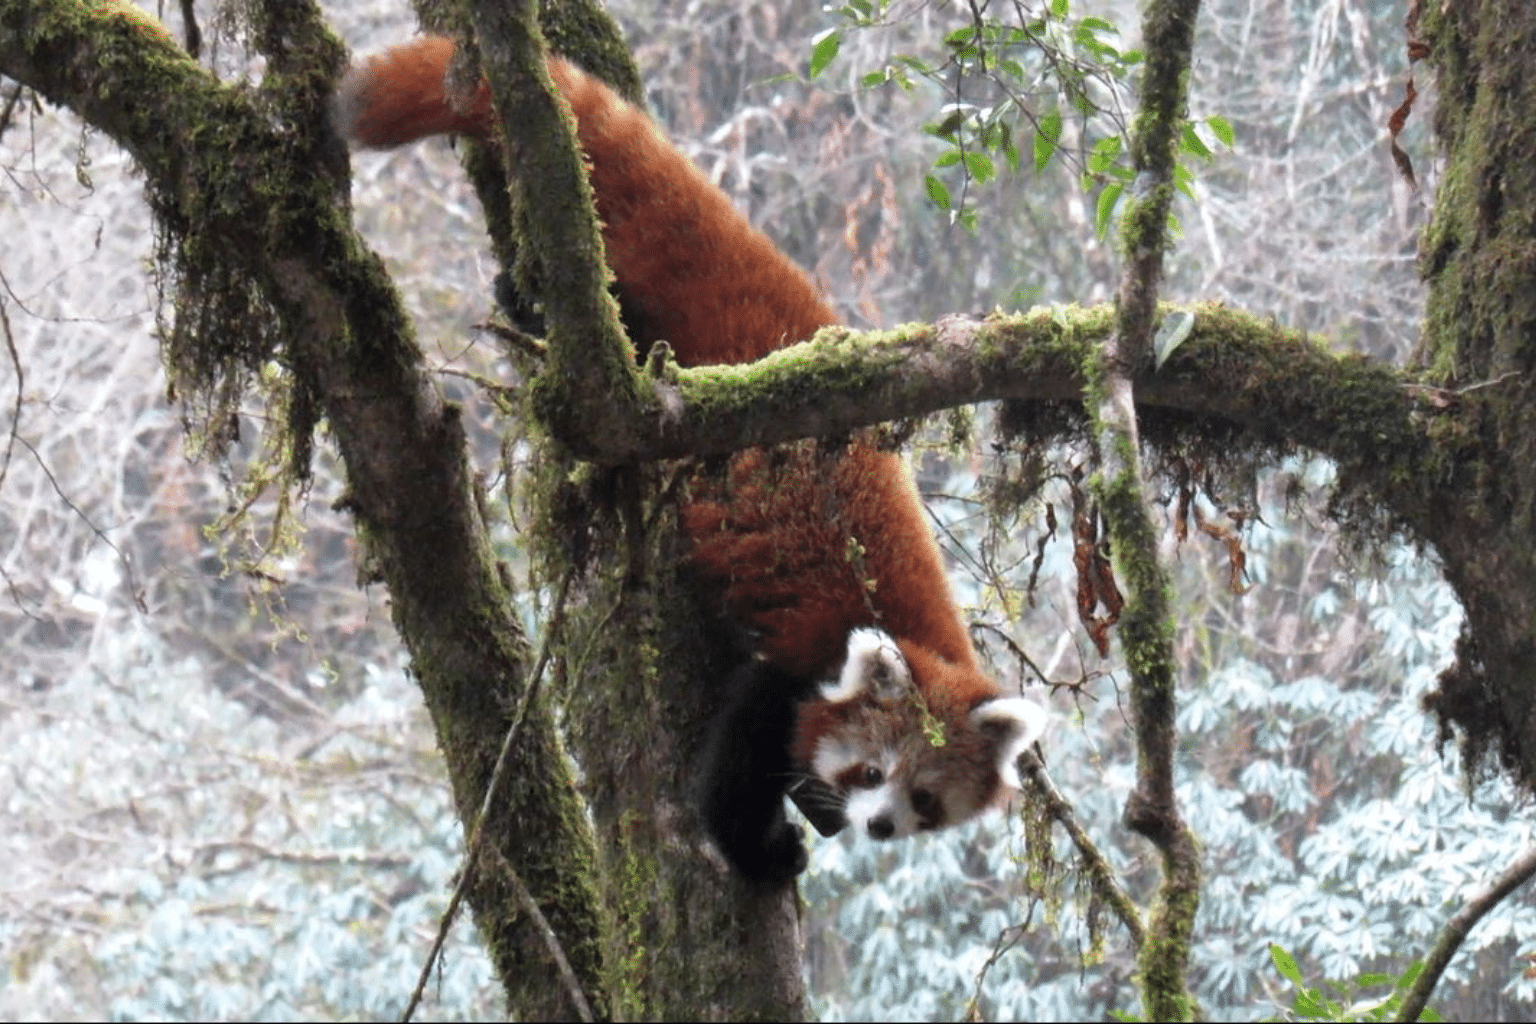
[1415,0,1536,789]
[1092,0,1203,1017]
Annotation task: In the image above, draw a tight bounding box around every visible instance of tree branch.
[468,0,649,447]
[0,4,610,1016]
[1018,750,1145,947]
[404,572,592,1024]
[1394,843,1536,1023]
[1086,0,1203,1018]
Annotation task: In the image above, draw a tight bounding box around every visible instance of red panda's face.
[801,629,1048,842]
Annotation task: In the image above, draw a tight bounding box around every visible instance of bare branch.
[1394,843,1536,1023]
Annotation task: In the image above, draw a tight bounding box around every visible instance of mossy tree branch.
[1085,0,1202,1018]
[466,0,648,441]
[0,2,608,1017]
[455,4,810,1016]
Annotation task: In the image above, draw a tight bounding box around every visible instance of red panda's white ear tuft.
[819,628,912,704]
[971,697,1049,790]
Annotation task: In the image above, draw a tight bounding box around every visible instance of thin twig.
[483,844,596,1023]
[0,289,29,610]
[15,433,146,612]
[401,571,588,1022]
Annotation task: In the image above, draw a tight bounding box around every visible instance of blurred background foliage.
[4,0,1529,1020]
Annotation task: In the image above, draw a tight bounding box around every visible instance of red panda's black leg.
[698,659,826,883]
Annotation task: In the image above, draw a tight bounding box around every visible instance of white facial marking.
[842,754,919,840]
[811,734,861,785]
[846,785,904,838]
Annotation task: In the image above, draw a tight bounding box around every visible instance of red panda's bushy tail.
[332,36,495,149]
[332,36,840,369]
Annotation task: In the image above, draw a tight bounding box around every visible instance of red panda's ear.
[818,628,913,704]
[971,697,1049,789]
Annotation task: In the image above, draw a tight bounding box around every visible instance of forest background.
[3,0,1532,1020]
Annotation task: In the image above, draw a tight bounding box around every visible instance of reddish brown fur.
[336,40,838,366]
[334,37,1004,731]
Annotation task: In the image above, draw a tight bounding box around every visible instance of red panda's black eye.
[911,788,936,815]
[833,763,886,791]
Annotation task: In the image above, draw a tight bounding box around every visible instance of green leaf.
[924,174,952,210]
[1174,163,1197,202]
[1087,135,1122,174]
[1095,182,1122,238]
[1000,122,1020,171]
[1206,114,1235,147]
[1293,991,1329,1019]
[860,70,887,88]
[1270,944,1304,985]
[930,109,966,140]
[809,28,842,79]
[1153,311,1194,370]
[1181,122,1213,160]
[1033,109,1063,173]
[935,150,963,168]
[945,25,976,47]
[1050,0,1069,17]
[1076,33,1120,60]
[963,151,996,184]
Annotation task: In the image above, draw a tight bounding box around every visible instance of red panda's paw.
[758,819,810,884]
[785,776,849,838]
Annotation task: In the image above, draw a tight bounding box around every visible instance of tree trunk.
[555,468,808,1019]
[1416,0,1536,787]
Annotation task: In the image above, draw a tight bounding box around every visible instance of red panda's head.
[792,628,1049,842]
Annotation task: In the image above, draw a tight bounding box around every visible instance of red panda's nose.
[867,816,895,840]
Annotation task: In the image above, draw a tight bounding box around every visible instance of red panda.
[334,36,1049,883]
